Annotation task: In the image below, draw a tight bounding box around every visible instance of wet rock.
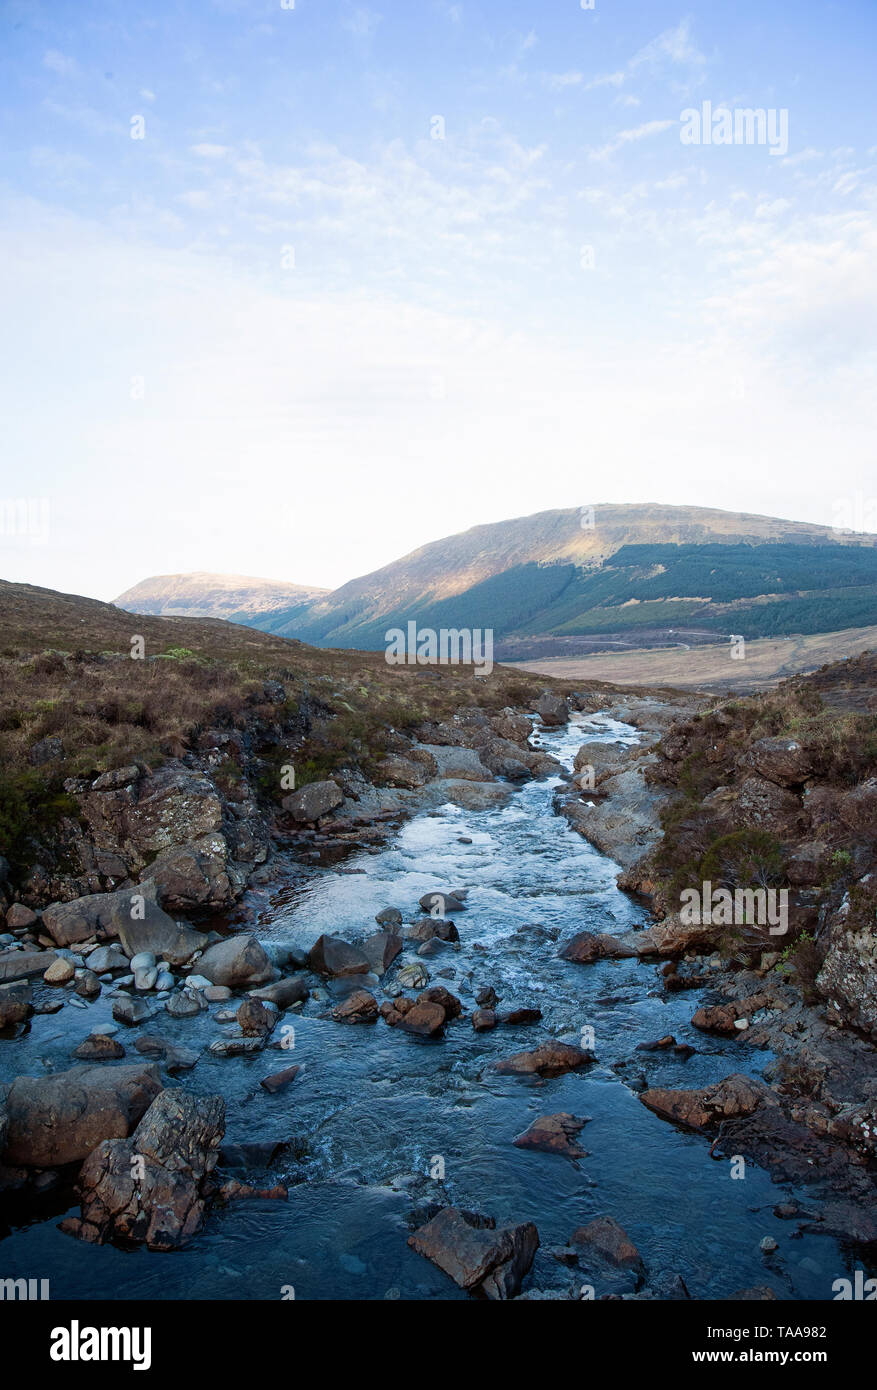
[85,944,130,974]
[112,995,154,1026]
[203,984,233,1002]
[692,997,770,1036]
[572,1215,644,1274]
[395,961,430,990]
[476,985,498,1008]
[0,949,58,984]
[472,1008,496,1032]
[535,690,568,727]
[2,1063,161,1167]
[132,1035,199,1073]
[398,1000,447,1037]
[165,989,203,1018]
[147,836,234,913]
[44,956,75,985]
[307,934,370,978]
[635,1035,676,1052]
[74,969,101,999]
[408,1206,539,1299]
[417,985,462,1018]
[375,907,403,928]
[66,1088,224,1251]
[259,1065,300,1094]
[498,1006,542,1025]
[238,998,277,1036]
[73,1033,126,1061]
[249,975,309,1008]
[418,891,466,916]
[330,989,379,1024]
[281,780,344,822]
[362,931,404,976]
[209,1037,266,1057]
[0,985,33,1029]
[559,931,638,965]
[639,1073,774,1131]
[495,1041,595,1078]
[513,1113,590,1158]
[197,934,274,987]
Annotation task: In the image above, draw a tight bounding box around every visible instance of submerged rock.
[513,1113,590,1158]
[495,1041,595,1078]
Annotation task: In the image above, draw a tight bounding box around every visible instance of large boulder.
[0,985,33,1029]
[489,710,533,745]
[559,931,638,965]
[419,746,492,782]
[2,1063,162,1167]
[0,949,58,983]
[535,690,568,727]
[728,777,802,836]
[362,931,403,976]
[376,755,435,789]
[817,887,877,1038]
[146,835,234,912]
[42,880,207,964]
[738,737,812,788]
[66,1088,224,1250]
[307,935,370,977]
[281,780,343,823]
[408,1207,539,1299]
[196,935,274,988]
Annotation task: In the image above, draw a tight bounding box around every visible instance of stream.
[0,715,860,1300]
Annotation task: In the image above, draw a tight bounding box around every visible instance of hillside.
[114,571,329,619]
[237,504,877,655]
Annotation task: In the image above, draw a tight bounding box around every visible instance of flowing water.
[0,717,863,1300]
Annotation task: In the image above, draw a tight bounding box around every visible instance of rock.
[85,944,130,974]
[146,836,234,912]
[375,908,403,928]
[398,1000,447,1036]
[489,710,533,744]
[249,975,309,1008]
[418,891,466,916]
[132,1035,199,1073]
[495,1041,595,1077]
[559,931,638,964]
[2,1063,161,1167]
[134,964,158,991]
[330,989,379,1024]
[0,949,58,984]
[68,1088,224,1250]
[376,755,433,789]
[197,935,274,987]
[74,970,101,999]
[6,904,37,930]
[130,951,156,970]
[405,918,459,944]
[817,890,877,1038]
[730,777,802,836]
[760,1236,779,1253]
[635,1035,676,1052]
[787,841,829,887]
[91,764,141,791]
[513,1113,590,1158]
[238,999,277,1036]
[639,1073,774,1131]
[572,1215,644,1273]
[28,735,64,765]
[208,1037,266,1057]
[362,931,403,976]
[408,1207,539,1299]
[259,1066,300,1094]
[396,961,429,990]
[0,985,33,1029]
[44,956,75,985]
[498,1006,542,1025]
[41,881,205,961]
[691,997,770,1036]
[165,990,202,1018]
[535,690,568,726]
[418,985,462,1018]
[112,995,154,1026]
[307,934,370,978]
[836,779,877,836]
[73,1034,126,1061]
[476,985,498,1007]
[419,746,492,782]
[281,780,344,822]
[739,737,812,787]
[472,1008,496,1032]
[203,984,233,1003]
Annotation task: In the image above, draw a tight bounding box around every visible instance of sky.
[0,0,875,601]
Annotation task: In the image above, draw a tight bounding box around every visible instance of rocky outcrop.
[639,1074,774,1132]
[64,1089,224,1250]
[2,1063,162,1167]
[817,882,877,1039]
[408,1207,539,1299]
[41,880,207,964]
[495,1041,595,1077]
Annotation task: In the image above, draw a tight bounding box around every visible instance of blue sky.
[1,0,875,598]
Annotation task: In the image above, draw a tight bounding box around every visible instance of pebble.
[130,952,156,971]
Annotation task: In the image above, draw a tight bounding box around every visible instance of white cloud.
[43,49,78,77]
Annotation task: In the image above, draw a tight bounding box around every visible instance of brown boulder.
[513,1112,589,1158]
[398,1000,447,1036]
[307,934,370,977]
[330,989,379,1024]
[639,1073,773,1132]
[2,1063,162,1167]
[495,1041,595,1077]
[408,1207,539,1299]
[197,934,274,987]
[572,1215,643,1273]
[281,779,344,822]
[739,737,812,787]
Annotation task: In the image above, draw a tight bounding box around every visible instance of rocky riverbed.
[1,691,875,1300]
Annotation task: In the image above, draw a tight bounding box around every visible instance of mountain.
[237,504,877,658]
[114,571,329,620]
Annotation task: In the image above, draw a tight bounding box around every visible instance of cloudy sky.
[1,0,875,600]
